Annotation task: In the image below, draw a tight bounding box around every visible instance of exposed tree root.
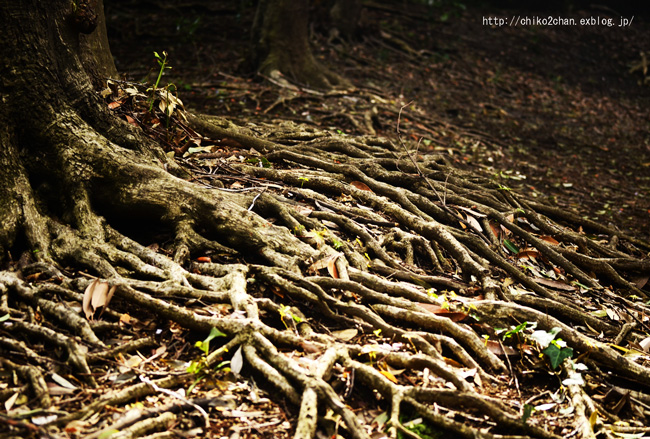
[2,80,650,439]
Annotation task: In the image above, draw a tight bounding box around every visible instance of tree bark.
[251,0,350,89]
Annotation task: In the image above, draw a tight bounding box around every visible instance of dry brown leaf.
[540,235,560,245]
[327,256,340,279]
[632,274,649,289]
[124,115,139,128]
[464,214,482,233]
[82,279,117,320]
[442,357,462,367]
[350,181,373,191]
[517,248,541,259]
[332,328,358,341]
[534,277,576,291]
[309,254,337,272]
[489,223,501,239]
[485,340,518,356]
[415,303,468,322]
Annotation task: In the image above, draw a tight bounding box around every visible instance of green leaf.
[186,360,202,374]
[542,344,573,369]
[522,404,534,423]
[503,239,519,254]
[0,314,9,322]
[195,327,227,354]
[373,411,389,427]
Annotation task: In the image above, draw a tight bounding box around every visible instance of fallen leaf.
[231,346,244,374]
[631,274,649,289]
[51,373,77,390]
[124,114,139,128]
[517,248,541,259]
[489,222,501,239]
[350,181,373,191]
[332,328,358,341]
[4,392,19,411]
[534,277,576,291]
[485,340,517,356]
[414,303,468,322]
[540,236,560,245]
[639,336,650,352]
[82,279,117,320]
[442,357,462,367]
[327,257,340,279]
[464,214,483,233]
[379,370,398,383]
[503,239,519,254]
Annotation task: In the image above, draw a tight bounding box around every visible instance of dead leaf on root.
[350,181,373,191]
[309,253,348,279]
[533,277,576,291]
[332,328,358,341]
[540,235,560,245]
[414,303,468,322]
[82,279,116,320]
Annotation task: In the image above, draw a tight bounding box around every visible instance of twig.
[139,375,210,429]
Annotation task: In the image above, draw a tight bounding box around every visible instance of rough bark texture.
[2,1,650,439]
[252,0,350,89]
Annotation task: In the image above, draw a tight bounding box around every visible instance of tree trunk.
[252,0,350,89]
[329,0,362,40]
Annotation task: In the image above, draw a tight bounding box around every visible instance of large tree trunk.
[252,0,350,89]
[0,0,310,270]
[2,1,650,438]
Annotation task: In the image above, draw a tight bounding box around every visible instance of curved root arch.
[2,105,650,439]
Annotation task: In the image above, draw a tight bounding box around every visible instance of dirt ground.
[105,1,650,241]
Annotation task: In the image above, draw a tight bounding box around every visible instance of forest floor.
[106,0,650,241]
[4,2,647,439]
[99,1,650,437]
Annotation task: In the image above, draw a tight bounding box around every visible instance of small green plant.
[397,416,443,439]
[194,327,227,355]
[298,176,309,188]
[531,327,574,370]
[148,51,171,112]
[522,404,535,423]
[331,236,344,250]
[186,327,228,391]
[498,321,531,340]
[245,156,272,168]
[279,305,302,329]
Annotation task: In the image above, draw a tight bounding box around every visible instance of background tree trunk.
[251,0,349,89]
[329,0,362,40]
